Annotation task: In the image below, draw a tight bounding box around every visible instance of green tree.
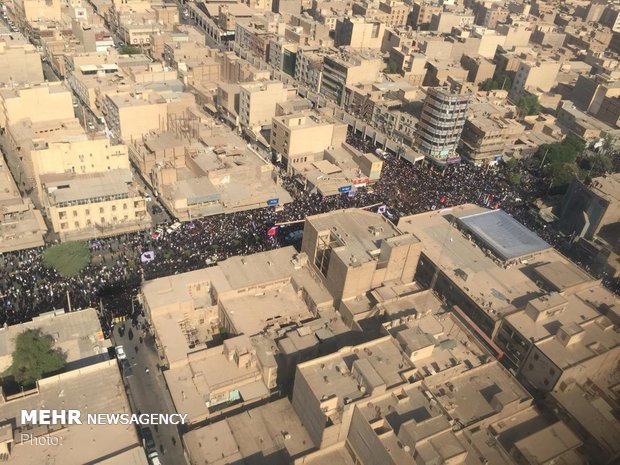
[517,95,542,116]
[480,75,511,91]
[581,153,613,177]
[503,158,522,185]
[384,62,399,74]
[8,329,66,387]
[544,162,578,191]
[118,45,142,55]
[534,134,585,168]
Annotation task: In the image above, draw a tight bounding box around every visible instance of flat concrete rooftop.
[308,209,419,265]
[398,206,544,318]
[0,360,146,465]
[0,308,109,373]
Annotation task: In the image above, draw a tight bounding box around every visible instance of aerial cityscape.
[0,0,619,463]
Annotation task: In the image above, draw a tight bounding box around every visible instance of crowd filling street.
[0,132,617,334]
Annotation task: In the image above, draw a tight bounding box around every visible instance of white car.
[166,222,181,234]
[115,346,127,360]
[148,451,161,465]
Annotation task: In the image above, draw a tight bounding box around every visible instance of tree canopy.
[503,158,522,186]
[118,45,142,55]
[536,133,585,166]
[479,75,512,91]
[533,134,587,192]
[384,62,399,74]
[7,329,66,387]
[517,95,542,116]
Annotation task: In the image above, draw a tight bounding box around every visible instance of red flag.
[439,196,446,204]
[267,226,278,236]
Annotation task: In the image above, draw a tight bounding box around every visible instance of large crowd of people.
[0,131,615,334]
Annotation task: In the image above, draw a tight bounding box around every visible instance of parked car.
[166,222,181,234]
[114,345,127,360]
[150,227,164,240]
[147,451,161,465]
[142,428,156,452]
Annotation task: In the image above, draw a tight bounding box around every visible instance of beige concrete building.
[556,100,617,141]
[496,22,533,50]
[320,48,384,105]
[398,205,552,337]
[292,335,417,447]
[173,206,601,465]
[164,333,277,424]
[301,209,421,307]
[0,308,110,374]
[68,63,131,116]
[460,113,525,164]
[238,80,288,130]
[12,0,62,23]
[271,112,339,165]
[550,377,620,464]
[334,16,386,49]
[0,39,44,86]
[104,91,169,141]
[0,155,47,253]
[271,110,384,193]
[290,334,585,464]
[3,117,151,240]
[130,125,292,219]
[410,1,442,30]
[0,307,146,464]
[0,83,74,129]
[350,1,409,29]
[460,54,496,84]
[430,11,475,34]
[295,46,328,93]
[141,244,341,422]
[43,168,150,241]
[183,398,313,465]
[0,360,148,465]
[509,59,562,102]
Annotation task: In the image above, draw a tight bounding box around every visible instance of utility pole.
[66,290,72,312]
[539,147,550,170]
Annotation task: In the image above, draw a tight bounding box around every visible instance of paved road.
[112,319,187,465]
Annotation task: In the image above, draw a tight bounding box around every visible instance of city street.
[112,317,187,465]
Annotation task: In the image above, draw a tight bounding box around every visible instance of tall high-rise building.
[415,87,470,165]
